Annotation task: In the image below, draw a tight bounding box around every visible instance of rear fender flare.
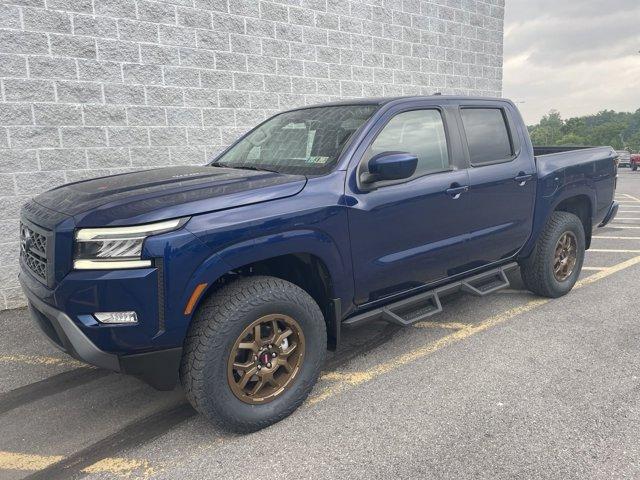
[520,186,596,259]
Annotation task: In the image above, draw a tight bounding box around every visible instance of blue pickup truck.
[19,96,618,432]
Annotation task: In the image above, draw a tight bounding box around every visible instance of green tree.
[557,133,585,146]
[528,109,640,152]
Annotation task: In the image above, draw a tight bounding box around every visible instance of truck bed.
[534,147,616,179]
[533,146,595,156]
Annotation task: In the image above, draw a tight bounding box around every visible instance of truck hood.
[33,166,307,227]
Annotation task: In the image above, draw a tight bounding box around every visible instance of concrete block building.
[0,0,505,309]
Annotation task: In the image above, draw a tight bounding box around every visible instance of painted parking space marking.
[0,451,155,477]
[0,452,64,471]
[0,354,82,368]
[19,403,194,480]
[620,193,640,202]
[309,255,640,406]
[593,236,640,240]
[588,249,640,253]
[6,234,640,477]
[414,321,471,330]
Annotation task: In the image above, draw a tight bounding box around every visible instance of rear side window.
[461,108,513,166]
[368,109,449,177]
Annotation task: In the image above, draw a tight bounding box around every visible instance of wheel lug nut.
[271,352,277,358]
[257,365,262,370]
[267,362,272,368]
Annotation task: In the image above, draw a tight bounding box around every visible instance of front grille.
[20,222,49,284]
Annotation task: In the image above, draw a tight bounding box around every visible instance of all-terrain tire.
[519,211,586,298]
[180,276,326,433]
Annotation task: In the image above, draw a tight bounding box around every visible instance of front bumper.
[21,276,182,390]
[599,201,619,227]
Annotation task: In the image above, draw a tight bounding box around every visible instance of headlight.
[73,218,188,270]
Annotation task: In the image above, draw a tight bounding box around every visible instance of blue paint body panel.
[18,95,617,362]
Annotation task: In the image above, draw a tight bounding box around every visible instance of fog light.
[94,311,138,324]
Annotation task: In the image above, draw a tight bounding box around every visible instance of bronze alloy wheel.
[227,314,305,404]
[553,231,578,281]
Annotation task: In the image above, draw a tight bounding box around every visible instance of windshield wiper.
[211,162,279,174]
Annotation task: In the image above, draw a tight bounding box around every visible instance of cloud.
[503,0,640,123]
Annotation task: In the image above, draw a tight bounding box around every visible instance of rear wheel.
[520,211,585,298]
[180,276,326,433]
[632,164,638,171]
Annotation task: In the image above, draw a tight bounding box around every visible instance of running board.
[343,263,516,328]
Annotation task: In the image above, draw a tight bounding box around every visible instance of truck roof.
[305,95,511,108]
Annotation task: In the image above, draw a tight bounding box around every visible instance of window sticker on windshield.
[306,156,330,164]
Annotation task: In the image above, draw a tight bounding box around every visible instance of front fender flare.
[178,229,352,324]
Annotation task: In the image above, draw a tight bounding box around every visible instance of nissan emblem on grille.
[20,225,31,254]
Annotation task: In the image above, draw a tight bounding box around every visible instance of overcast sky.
[503,0,640,125]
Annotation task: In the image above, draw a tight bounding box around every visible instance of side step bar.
[343,263,517,328]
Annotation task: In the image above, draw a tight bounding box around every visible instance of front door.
[346,106,471,305]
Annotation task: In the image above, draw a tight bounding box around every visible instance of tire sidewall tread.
[180,276,327,433]
[520,211,586,298]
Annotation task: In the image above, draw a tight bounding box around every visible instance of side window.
[367,109,450,177]
[460,108,513,166]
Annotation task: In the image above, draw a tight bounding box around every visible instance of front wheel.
[632,164,638,171]
[519,211,586,298]
[180,276,327,433]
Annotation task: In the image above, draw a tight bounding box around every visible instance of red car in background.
[631,154,640,171]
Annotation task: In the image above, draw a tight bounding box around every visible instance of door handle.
[446,184,469,200]
[514,172,534,186]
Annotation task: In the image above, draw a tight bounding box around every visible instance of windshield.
[212,105,379,175]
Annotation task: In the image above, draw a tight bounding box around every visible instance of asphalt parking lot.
[1,170,640,480]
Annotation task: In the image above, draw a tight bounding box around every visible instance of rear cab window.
[460,108,514,166]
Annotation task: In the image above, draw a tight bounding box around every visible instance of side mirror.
[361,152,418,184]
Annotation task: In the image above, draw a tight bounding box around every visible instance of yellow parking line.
[621,193,640,202]
[0,452,64,470]
[414,321,471,330]
[309,255,640,406]
[614,218,640,221]
[588,249,640,253]
[310,301,550,405]
[83,457,156,477]
[0,451,156,477]
[574,255,640,286]
[581,266,607,271]
[608,225,640,229]
[0,354,82,368]
[593,236,640,240]
[9,256,640,475]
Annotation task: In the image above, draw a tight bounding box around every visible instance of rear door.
[346,102,471,305]
[456,103,536,268]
